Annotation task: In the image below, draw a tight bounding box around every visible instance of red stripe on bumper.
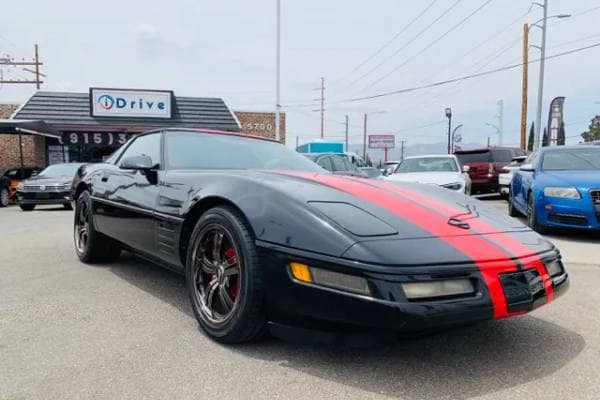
[275,172,520,319]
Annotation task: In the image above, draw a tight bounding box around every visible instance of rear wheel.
[527,194,548,234]
[186,206,266,343]
[0,188,8,207]
[19,204,35,211]
[74,191,121,263]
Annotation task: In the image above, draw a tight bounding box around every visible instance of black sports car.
[71,128,568,343]
[16,163,83,211]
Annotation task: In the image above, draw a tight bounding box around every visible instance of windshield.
[37,163,82,178]
[455,151,491,163]
[541,149,600,171]
[396,157,458,173]
[166,132,325,171]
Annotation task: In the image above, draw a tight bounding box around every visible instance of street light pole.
[363,113,368,160]
[533,0,548,150]
[445,107,452,154]
[451,124,463,153]
[275,0,281,142]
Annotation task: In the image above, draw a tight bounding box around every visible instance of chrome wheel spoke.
[204,279,219,312]
[223,263,239,277]
[219,285,234,311]
[212,232,224,263]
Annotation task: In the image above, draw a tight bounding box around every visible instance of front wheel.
[527,194,548,234]
[186,206,266,343]
[508,191,520,217]
[74,191,121,263]
[64,203,73,210]
[0,188,9,207]
[19,204,35,211]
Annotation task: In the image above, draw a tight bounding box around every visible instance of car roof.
[403,154,457,159]
[539,145,600,152]
[139,127,279,143]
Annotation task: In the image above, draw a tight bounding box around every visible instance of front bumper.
[258,243,568,333]
[536,194,600,230]
[16,190,72,205]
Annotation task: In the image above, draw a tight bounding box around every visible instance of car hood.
[250,171,553,263]
[23,176,72,185]
[541,170,600,188]
[384,171,463,185]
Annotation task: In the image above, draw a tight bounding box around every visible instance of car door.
[513,151,538,210]
[93,132,163,255]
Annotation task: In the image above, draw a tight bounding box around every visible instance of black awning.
[0,119,61,138]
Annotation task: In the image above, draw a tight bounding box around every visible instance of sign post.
[368,134,395,162]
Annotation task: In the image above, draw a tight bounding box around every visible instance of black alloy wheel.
[73,191,121,262]
[508,190,519,217]
[186,206,266,343]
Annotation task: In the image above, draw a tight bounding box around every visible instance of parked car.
[455,147,527,194]
[499,156,528,198]
[71,129,567,343]
[2,166,42,203]
[16,163,83,211]
[382,160,401,175]
[509,146,600,232]
[385,155,471,194]
[304,153,367,177]
[358,166,382,179]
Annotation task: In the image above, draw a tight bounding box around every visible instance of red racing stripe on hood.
[355,178,554,303]
[273,171,520,319]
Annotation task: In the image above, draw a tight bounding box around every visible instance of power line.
[343,0,439,78]
[361,0,494,92]
[346,0,463,89]
[335,41,600,104]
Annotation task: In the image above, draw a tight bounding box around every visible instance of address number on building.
[61,132,134,146]
[244,123,273,131]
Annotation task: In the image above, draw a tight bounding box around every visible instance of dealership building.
[0,89,285,172]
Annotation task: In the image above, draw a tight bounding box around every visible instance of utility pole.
[445,108,452,154]
[487,137,491,147]
[533,0,548,150]
[275,0,281,142]
[363,113,368,160]
[496,99,504,146]
[344,115,349,151]
[0,44,44,86]
[319,77,325,139]
[520,23,529,150]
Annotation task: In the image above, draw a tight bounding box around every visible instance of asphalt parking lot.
[1,199,599,400]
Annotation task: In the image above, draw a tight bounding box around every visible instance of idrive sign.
[90,88,173,119]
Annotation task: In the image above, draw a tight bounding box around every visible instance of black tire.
[0,187,9,207]
[185,206,266,343]
[508,191,520,217]
[73,191,121,263]
[63,203,73,210]
[20,204,35,211]
[527,194,548,234]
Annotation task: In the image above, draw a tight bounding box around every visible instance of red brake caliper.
[224,247,239,299]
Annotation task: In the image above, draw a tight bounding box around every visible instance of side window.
[118,133,162,168]
[316,156,333,171]
[330,156,348,171]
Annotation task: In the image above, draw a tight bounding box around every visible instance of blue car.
[509,145,600,232]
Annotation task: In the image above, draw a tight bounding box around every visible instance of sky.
[1,0,600,154]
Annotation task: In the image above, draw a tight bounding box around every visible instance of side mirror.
[462,165,470,173]
[120,155,154,170]
[519,164,535,172]
[382,169,390,177]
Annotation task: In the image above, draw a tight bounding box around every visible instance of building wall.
[0,104,47,173]
[234,111,286,144]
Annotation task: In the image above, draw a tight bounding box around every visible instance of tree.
[527,122,534,151]
[542,127,549,147]
[557,121,566,145]
[581,115,600,142]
